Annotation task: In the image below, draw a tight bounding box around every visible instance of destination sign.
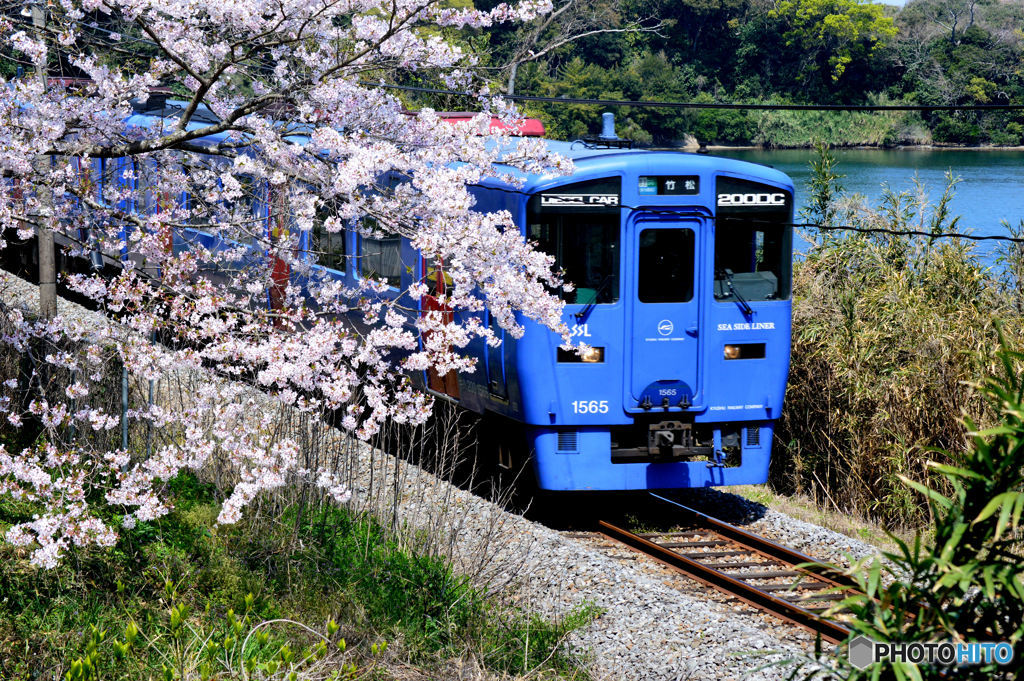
[530,177,622,214]
[540,193,620,208]
[638,175,700,196]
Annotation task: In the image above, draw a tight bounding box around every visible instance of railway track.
[598,493,862,644]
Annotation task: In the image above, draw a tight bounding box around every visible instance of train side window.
[114,158,138,213]
[637,228,695,303]
[241,176,263,245]
[311,203,346,272]
[359,228,402,288]
[96,157,110,204]
[138,159,157,215]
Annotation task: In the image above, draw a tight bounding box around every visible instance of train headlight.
[557,347,605,363]
[724,343,766,360]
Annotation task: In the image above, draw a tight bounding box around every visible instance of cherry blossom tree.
[0,0,573,567]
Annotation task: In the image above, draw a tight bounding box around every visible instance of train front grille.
[556,430,579,453]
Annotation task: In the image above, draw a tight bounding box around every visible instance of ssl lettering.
[717,192,786,207]
[572,400,609,414]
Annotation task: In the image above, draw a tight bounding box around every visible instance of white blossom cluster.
[0,0,574,567]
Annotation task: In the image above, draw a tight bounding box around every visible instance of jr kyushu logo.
[657,319,674,336]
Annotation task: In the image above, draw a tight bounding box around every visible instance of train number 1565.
[572,400,609,414]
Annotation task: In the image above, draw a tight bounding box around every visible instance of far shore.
[557,137,1024,152]
[685,143,1024,152]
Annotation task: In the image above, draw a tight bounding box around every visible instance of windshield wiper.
[715,268,754,316]
[575,275,613,321]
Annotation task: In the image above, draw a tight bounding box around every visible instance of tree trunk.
[506,61,520,96]
[32,4,56,320]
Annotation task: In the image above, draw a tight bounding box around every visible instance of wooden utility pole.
[33,3,57,319]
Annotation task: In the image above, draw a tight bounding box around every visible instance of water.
[717,148,1024,260]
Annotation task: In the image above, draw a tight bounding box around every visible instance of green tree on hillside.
[628,0,748,72]
[483,0,1024,145]
[769,0,898,90]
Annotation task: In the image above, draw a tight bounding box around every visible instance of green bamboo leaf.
[974,492,1014,525]
[959,572,974,592]
[938,522,966,562]
[995,496,1015,541]
[867,561,880,599]
[982,565,997,598]
[898,475,953,509]
[1012,495,1024,535]
[936,572,962,589]
[927,463,985,481]
[972,425,1017,437]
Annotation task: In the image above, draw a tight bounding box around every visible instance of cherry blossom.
[0,0,574,567]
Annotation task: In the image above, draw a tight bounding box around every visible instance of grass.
[753,107,926,148]
[681,94,930,148]
[731,484,919,553]
[0,471,595,681]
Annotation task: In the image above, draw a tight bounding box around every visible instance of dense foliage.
[773,145,1024,526]
[475,0,1024,146]
[834,339,1024,680]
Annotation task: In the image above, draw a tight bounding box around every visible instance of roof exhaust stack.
[579,112,633,149]
[599,112,618,140]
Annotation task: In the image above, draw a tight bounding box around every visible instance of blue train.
[41,101,795,493]
[449,127,795,491]
[290,113,795,492]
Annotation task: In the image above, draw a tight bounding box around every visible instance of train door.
[267,184,290,316]
[421,257,460,400]
[625,214,702,408]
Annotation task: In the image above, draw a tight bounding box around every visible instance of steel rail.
[649,493,860,590]
[597,520,854,645]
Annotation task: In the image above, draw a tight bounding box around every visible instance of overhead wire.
[795,223,1023,243]
[471,184,1024,244]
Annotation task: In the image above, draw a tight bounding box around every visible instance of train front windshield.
[714,177,793,302]
[527,178,622,305]
[713,220,790,302]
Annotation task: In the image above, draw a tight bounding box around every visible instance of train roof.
[122,100,548,149]
[125,98,234,144]
[484,138,794,194]
[119,102,792,194]
[418,111,546,136]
